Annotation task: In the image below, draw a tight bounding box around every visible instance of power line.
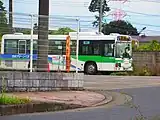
[3,10,159,29]
[13,0,160,4]
[5,0,160,17]
[133,0,160,3]
[10,16,160,32]
[6,13,160,29]
[2,1,160,34]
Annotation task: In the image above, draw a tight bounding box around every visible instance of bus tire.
[84,62,97,75]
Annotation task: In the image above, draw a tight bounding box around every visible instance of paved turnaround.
[1,76,160,120]
[6,91,112,107]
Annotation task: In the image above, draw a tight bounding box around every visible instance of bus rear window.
[4,39,18,54]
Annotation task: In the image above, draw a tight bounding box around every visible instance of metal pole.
[76,18,80,73]
[99,0,103,33]
[30,14,34,72]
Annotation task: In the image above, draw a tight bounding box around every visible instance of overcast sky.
[3,0,160,35]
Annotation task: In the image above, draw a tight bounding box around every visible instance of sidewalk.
[7,91,112,107]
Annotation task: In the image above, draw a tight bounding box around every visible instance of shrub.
[0,94,31,105]
[136,40,160,52]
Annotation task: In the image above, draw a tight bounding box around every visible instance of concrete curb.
[47,90,133,113]
[0,102,86,116]
[91,92,113,107]
[83,89,133,108]
[83,89,113,107]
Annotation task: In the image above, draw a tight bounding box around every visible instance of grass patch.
[0,94,31,105]
[0,75,30,105]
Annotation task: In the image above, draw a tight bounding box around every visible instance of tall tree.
[37,0,49,72]
[0,1,8,36]
[102,20,139,35]
[88,0,110,28]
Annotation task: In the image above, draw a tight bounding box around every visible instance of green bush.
[0,94,30,105]
[136,40,160,51]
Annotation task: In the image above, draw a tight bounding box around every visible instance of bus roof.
[2,34,117,41]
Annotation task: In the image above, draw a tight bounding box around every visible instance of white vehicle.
[0,32,133,74]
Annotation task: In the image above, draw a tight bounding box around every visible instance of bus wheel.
[85,62,97,75]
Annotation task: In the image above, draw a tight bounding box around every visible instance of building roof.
[131,35,160,42]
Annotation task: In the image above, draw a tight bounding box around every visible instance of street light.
[138,27,146,35]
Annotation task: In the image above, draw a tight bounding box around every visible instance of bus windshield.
[115,42,132,59]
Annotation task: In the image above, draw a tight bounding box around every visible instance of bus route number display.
[118,36,130,41]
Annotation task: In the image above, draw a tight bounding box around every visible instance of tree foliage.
[102,20,139,35]
[33,23,75,35]
[88,0,110,27]
[14,28,31,34]
[13,26,75,35]
[49,27,75,35]
[137,40,160,51]
[0,1,9,37]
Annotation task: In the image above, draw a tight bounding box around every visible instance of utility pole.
[99,0,103,33]
[9,0,13,33]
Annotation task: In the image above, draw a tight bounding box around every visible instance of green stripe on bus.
[71,55,123,63]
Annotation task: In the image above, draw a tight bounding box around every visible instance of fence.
[0,12,80,72]
[133,51,160,75]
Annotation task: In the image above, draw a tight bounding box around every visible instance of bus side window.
[4,40,18,54]
[18,40,26,54]
[104,43,114,57]
[93,42,100,55]
[80,40,92,55]
[26,40,37,54]
[82,46,92,55]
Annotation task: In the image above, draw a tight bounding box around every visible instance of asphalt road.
[84,75,160,90]
[1,76,160,120]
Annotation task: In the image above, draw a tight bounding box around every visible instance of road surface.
[84,75,160,90]
[1,76,160,120]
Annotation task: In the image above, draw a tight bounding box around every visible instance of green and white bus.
[0,32,133,74]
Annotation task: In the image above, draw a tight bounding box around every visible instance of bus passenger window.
[18,40,26,54]
[4,40,17,54]
[93,44,100,55]
[104,44,113,57]
[82,46,92,55]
